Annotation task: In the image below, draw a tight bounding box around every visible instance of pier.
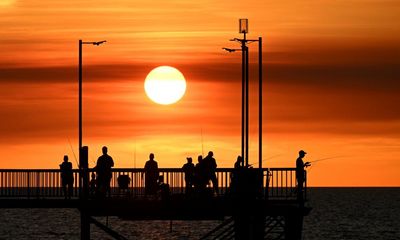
[0,166,310,240]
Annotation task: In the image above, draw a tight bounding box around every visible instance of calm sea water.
[0,188,399,239]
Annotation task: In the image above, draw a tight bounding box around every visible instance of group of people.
[60,147,310,201]
[60,146,114,199]
[182,151,218,195]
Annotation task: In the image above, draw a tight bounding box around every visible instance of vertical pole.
[258,37,262,169]
[79,40,82,161]
[80,146,90,240]
[245,44,249,167]
[241,38,245,166]
[79,40,90,240]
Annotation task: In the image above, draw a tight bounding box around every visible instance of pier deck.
[0,168,310,239]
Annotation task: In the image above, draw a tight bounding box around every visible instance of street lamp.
[78,39,106,240]
[78,39,106,162]
[223,20,263,168]
[78,40,106,194]
[239,18,248,34]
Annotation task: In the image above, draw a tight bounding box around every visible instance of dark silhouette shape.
[234,155,244,169]
[158,175,170,202]
[203,151,218,194]
[95,146,114,198]
[182,157,195,194]
[60,155,74,199]
[230,156,244,196]
[117,174,131,196]
[194,155,207,195]
[89,172,96,197]
[296,150,310,201]
[143,153,159,197]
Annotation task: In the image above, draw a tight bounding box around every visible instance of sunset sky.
[0,0,399,186]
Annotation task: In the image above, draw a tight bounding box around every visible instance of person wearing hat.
[296,150,310,201]
[182,157,195,194]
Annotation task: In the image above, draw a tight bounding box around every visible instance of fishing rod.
[305,156,345,173]
[248,154,282,167]
[307,156,344,164]
[134,141,137,169]
[200,127,204,156]
[67,138,79,168]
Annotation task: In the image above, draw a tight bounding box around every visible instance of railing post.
[264,169,269,200]
[304,171,307,202]
[27,172,30,199]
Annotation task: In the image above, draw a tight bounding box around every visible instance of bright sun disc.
[144,66,186,105]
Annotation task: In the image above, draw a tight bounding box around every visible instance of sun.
[144,66,187,105]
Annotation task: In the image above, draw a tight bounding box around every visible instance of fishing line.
[249,154,282,167]
[67,138,79,168]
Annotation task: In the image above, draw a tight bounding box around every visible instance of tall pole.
[77,39,106,240]
[241,35,246,166]
[258,37,262,169]
[245,44,249,167]
[79,40,83,166]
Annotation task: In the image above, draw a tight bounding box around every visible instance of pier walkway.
[0,168,310,240]
[0,168,306,201]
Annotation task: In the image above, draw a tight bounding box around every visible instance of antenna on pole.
[201,128,204,156]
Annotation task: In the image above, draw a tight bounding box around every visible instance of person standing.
[60,155,74,199]
[194,155,206,194]
[203,151,218,194]
[296,150,310,201]
[182,157,195,194]
[234,155,244,169]
[144,153,159,197]
[95,146,114,197]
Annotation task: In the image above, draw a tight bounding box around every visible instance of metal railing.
[0,168,306,201]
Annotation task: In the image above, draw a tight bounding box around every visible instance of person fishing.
[203,151,218,195]
[60,155,74,200]
[182,157,195,194]
[143,153,159,197]
[296,150,310,202]
[95,146,114,198]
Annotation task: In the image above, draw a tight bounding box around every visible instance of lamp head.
[222,47,236,53]
[239,19,248,34]
[93,40,107,46]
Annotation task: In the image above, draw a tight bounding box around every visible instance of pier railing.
[0,168,306,201]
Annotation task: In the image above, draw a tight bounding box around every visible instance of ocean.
[0,188,399,240]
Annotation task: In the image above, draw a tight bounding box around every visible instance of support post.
[241,37,245,166]
[80,146,90,240]
[245,44,249,167]
[258,37,262,169]
[79,39,83,166]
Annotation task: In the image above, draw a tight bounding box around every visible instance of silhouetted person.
[89,172,96,197]
[296,150,310,201]
[194,155,207,194]
[182,157,195,194]
[60,155,73,199]
[203,151,218,194]
[234,155,244,169]
[144,153,159,197]
[95,146,114,197]
[231,156,244,195]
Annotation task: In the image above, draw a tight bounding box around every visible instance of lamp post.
[78,39,106,240]
[223,19,263,168]
[78,40,106,161]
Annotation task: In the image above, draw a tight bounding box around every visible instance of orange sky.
[0,0,399,186]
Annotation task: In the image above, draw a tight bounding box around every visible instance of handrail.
[0,168,307,201]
